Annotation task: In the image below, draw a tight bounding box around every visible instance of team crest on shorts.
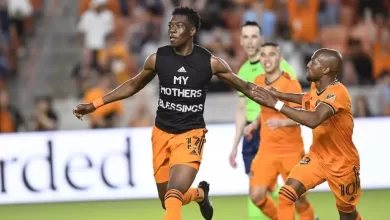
[300,157,310,165]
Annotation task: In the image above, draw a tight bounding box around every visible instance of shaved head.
[306,48,343,82]
[313,48,343,77]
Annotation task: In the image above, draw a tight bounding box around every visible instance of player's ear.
[323,67,330,75]
[190,27,196,37]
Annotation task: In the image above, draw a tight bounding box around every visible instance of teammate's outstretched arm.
[211,56,260,102]
[267,86,304,105]
[252,88,334,129]
[73,53,157,119]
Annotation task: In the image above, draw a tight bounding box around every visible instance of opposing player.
[244,43,315,220]
[253,48,362,220]
[73,7,267,220]
[229,21,297,219]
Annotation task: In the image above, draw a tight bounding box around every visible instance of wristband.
[274,100,284,111]
[92,98,104,109]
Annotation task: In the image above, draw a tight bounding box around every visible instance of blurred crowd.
[0,0,390,133]
[0,0,43,89]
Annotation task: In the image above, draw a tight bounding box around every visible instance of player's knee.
[337,205,358,220]
[295,195,310,210]
[166,185,187,195]
[167,178,190,194]
[249,186,267,204]
[295,195,307,204]
[279,185,299,205]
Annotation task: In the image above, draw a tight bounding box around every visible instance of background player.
[229,21,297,220]
[252,48,362,220]
[244,43,315,220]
[73,6,269,220]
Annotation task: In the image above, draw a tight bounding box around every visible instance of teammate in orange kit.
[244,43,315,220]
[253,48,362,220]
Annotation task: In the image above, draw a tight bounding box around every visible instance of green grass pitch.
[0,189,389,220]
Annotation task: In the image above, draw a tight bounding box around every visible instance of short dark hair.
[172,6,201,31]
[241,21,262,35]
[261,42,280,48]
[261,42,281,54]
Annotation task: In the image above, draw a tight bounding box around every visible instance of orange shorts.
[152,126,207,183]
[288,152,361,213]
[250,149,303,190]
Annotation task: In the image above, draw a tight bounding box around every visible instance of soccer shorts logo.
[186,136,205,156]
[300,157,310,165]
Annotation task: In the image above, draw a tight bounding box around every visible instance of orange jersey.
[302,81,360,176]
[255,72,304,155]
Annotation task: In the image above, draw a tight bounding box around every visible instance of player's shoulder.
[156,45,172,55]
[280,72,300,85]
[194,44,213,56]
[328,80,350,96]
[254,74,266,85]
[280,71,293,80]
[321,80,351,103]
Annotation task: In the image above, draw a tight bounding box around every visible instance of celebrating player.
[73,7,268,220]
[244,43,316,220]
[253,48,362,220]
[229,21,297,220]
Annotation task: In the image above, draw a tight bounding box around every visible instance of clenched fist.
[73,103,95,120]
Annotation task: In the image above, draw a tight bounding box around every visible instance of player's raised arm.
[252,88,335,129]
[267,86,305,105]
[211,56,260,102]
[73,53,157,119]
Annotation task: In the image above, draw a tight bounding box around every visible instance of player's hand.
[243,124,255,140]
[72,103,95,120]
[265,86,279,97]
[252,87,278,108]
[229,148,238,168]
[265,118,286,130]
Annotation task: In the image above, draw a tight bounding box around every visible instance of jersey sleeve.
[286,80,303,108]
[319,86,348,114]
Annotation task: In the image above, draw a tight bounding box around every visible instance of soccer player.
[252,48,362,220]
[73,7,267,220]
[243,43,315,220]
[229,21,297,220]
